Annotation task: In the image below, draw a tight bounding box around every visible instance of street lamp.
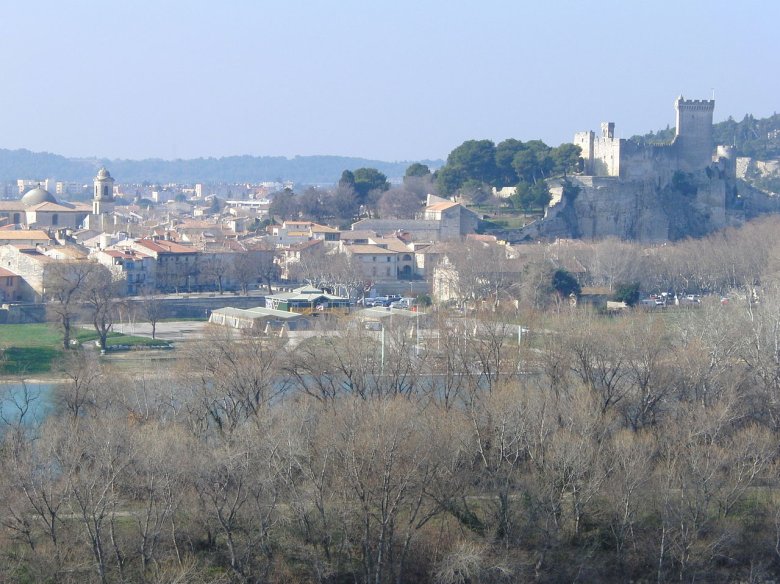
[380,322,385,376]
[415,309,421,357]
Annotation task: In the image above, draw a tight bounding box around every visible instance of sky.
[0,0,778,162]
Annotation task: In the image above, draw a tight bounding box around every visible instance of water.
[0,382,55,428]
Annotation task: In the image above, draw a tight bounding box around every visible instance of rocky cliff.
[516,169,737,242]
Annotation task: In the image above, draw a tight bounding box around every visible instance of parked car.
[364,296,389,307]
[390,297,415,309]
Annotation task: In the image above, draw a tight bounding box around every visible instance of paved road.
[111,320,210,341]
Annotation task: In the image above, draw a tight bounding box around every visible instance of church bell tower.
[93,167,115,215]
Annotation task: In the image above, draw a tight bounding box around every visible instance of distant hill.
[632,112,780,159]
[0,149,443,185]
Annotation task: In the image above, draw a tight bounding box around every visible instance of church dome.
[21,187,57,206]
[96,167,112,180]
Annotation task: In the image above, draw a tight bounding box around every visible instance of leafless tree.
[200,253,232,294]
[137,285,165,340]
[45,260,101,350]
[179,327,287,435]
[80,264,123,351]
[378,188,424,220]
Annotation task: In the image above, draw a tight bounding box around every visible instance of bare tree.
[179,327,287,435]
[378,188,424,220]
[231,248,278,294]
[45,260,101,350]
[137,285,166,340]
[81,265,122,351]
[200,253,232,294]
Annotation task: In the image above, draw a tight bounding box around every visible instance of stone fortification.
[523,96,736,242]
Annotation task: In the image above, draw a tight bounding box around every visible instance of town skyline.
[1,0,778,162]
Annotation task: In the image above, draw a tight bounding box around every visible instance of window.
[103,185,110,198]
[386,257,391,262]
[372,256,376,262]
[51,214,58,226]
[12,213,19,224]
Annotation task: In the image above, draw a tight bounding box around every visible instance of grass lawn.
[0,323,171,375]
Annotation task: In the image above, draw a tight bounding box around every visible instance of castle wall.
[351,219,442,241]
[618,141,678,184]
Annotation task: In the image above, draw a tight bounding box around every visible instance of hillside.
[0,148,442,185]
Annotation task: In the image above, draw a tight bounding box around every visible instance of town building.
[351,194,479,241]
[0,267,22,302]
[208,305,309,333]
[265,285,350,315]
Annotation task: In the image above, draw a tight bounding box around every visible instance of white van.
[390,297,415,309]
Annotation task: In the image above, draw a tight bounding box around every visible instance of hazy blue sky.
[1,0,777,162]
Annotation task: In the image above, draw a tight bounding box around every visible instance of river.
[0,381,55,428]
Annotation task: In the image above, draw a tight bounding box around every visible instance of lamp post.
[380,322,385,376]
[415,309,420,357]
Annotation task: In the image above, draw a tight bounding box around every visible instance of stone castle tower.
[93,167,115,215]
[523,95,733,242]
[674,96,715,172]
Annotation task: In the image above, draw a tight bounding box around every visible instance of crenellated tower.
[674,96,715,172]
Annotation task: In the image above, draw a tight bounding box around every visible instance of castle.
[520,96,739,242]
[573,96,719,183]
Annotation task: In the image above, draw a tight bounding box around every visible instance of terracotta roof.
[344,244,397,255]
[467,234,498,243]
[43,246,89,260]
[425,201,459,212]
[134,239,198,254]
[0,266,18,278]
[0,230,51,241]
[310,223,339,233]
[100,249,147,260]
[341,230,378,240]
[369,237,411,253]
[418,242,451,254]
[287,239,323,252]
[176,220,218,229]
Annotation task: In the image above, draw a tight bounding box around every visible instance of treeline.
[434,139,581,208]
[3,294,780,582]
[269,165,436,227]
[551,215,778,296]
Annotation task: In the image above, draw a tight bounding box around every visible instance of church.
[0,167,116,230]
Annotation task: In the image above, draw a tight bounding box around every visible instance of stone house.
[93,249,155,295]
[131,238,201,293]
[0,267,22,302]
[0,245,56,302]
[342,244,399,281]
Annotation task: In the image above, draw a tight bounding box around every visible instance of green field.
[0,324,170,375]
